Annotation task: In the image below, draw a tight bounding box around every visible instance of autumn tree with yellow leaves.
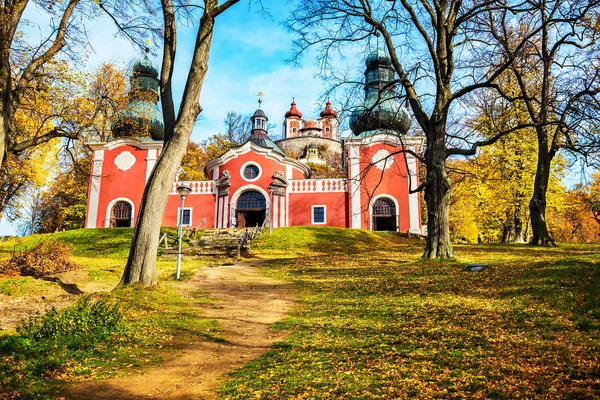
[0,0,157,168]
[0,62,128,233]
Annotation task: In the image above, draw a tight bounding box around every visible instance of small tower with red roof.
[283,98,303,138]
[318,99,339,140]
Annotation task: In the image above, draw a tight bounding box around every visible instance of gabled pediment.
[204,141,311,178]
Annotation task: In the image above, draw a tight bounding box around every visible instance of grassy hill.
[222,227,600,399]
[0,228,218,398]
[0,226,599,398]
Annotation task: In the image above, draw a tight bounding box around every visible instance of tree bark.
[529,153,553,245]
[514,204,524,242]
[423,128,454,258]
[120,2,219,286]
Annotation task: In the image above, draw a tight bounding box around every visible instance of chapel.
[85,49,424,233]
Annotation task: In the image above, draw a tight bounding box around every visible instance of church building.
[85,50,424,233]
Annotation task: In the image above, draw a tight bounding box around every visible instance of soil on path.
[63,260,295,399]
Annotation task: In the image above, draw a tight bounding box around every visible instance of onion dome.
[284,98,303,119]
[112,49,164,140]
[133,56,159,78]
[307,143,318,149]
[350,49,411,136]
[365,48,392,67]
[112,100,164,140]
[320,100,338,118]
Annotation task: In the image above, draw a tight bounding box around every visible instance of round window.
[243,164,260,180]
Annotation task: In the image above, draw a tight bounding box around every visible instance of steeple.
[112,48,164,140]
[247,95,286,156]
[349,48,411,136]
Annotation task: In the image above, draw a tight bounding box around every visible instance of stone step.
[161,228,248,259]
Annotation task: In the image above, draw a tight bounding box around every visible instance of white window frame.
[178,207,193,227]
[240,161,262,182]
[311,205,326,225]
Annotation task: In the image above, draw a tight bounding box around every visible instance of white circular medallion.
[114,151,136,171]
[372,149,394,171]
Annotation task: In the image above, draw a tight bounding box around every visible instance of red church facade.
[85,49,424,234]
[85,132,423,234]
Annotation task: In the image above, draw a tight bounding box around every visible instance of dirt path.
[63,260,295,399]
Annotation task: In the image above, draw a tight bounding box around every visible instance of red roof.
[284,98,303,119]
[320,100,338,118]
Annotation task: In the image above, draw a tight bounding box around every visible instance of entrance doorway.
[373,198,397,231]
[110,201,132,227]
[236,191,266,228]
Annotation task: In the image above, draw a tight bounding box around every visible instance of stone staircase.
[163,228,247,259]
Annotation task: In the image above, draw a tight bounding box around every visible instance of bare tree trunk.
[423,132,453,259]
[514,204,524,242]
[119,143,185,285]
[529,144,554,245]
[120,3,221,285]
[0,34,11,168]
[0,114,6,168]
[502,210,515,243]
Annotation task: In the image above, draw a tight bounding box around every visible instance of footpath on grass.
[63,260,295,399]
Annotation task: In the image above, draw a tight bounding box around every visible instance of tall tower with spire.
[349,49,411,136]
[112,49,164,141]
[282,98,339,140]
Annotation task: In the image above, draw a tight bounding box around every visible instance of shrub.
[0,297,130,396]
[0,240,79,277]
[17,297,127,344]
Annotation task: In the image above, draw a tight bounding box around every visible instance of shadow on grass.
[40,276,84,295]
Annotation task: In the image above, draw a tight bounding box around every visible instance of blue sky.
[2,1,590,235]
[84,1,343,141]
[1,1,350,235]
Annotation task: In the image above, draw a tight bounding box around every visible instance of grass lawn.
[0,228,220,398]
[0,226,598,399]
[220,227,600,399]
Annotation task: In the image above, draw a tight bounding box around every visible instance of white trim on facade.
[348,146,362,229]
[146,149,159,183]
[86,150,104,228]
[204,141,311,179]
[406,151,422,234]
[285,165,293,227]
[311,205,327,225]
[87,137,163,151]
[272,193,279,228]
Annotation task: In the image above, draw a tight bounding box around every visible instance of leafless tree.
[285,0,551,258]
[223,111,252,144]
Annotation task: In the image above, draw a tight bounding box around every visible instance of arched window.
[372,198,397,231]
[235,190,267,228]
[111,201,132,227]
[237,191,266,210]
[373,198,396,216]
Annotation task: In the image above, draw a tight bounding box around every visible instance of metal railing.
[183,216,206,238]
[237,217,269,258]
